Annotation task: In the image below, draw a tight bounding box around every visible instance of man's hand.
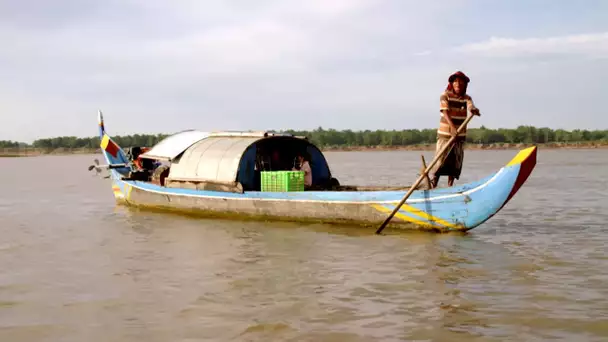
[471,108,481,116]
[450,125,458,138]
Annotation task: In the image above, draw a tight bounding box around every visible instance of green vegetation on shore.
[1,126,607,155]
[283,126,608,148]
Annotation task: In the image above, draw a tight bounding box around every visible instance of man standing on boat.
[430,71,481,188]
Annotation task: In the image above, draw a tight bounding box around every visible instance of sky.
[1,0,607,142]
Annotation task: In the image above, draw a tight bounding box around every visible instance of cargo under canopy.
[163,132,333,192]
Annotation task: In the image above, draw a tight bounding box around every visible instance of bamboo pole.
[375,114,476,234]
[420,154,432,189]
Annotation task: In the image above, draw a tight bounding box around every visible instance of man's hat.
[448,71,470,83]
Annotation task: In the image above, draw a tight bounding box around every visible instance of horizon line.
[2,124,606,145]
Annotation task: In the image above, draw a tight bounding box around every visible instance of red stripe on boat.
[105,139,119,158]
[501,147,537,209]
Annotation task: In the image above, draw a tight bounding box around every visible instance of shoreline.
[321,141,608,152]
[0,147,99,157]
[1,141,607,157]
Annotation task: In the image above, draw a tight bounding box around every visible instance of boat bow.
[374,146,537,231]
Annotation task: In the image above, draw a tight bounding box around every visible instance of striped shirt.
[438,91,477,139]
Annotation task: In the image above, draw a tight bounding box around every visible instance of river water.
[0,149,606,341]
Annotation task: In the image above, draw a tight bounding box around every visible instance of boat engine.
[124,146,155,181]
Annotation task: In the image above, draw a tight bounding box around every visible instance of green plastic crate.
[261,171,305,192]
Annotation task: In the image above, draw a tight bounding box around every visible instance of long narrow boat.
[94,112,537,233]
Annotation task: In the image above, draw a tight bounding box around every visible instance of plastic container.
[261,171,305,192]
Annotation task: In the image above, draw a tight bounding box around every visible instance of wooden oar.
[375,114,476,234]
[420,155,432,189]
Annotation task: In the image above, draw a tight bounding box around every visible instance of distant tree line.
[27,134,169,149]
[3,126,607,150]
[0,140,26,148]
[284,126,608,147]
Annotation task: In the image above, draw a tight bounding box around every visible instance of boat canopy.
[139,130,210,161]
[164,131,332,191]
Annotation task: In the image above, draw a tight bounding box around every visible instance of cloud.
[0,0,449,141]
[0,0,607,142]
[414,50,432,56]
[454,32,608,58]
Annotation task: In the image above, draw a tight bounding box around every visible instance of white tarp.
[139,130,210,161]
[168,136,260,183]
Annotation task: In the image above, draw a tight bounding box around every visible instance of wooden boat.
[94,112,537,232]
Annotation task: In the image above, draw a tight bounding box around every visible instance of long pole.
[420,154,432,189]
[375,114,476,234]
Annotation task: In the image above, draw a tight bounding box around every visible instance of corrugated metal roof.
[139,130,210,161]
[168,136,260,183]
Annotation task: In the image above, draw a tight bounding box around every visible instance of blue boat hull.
[96,112,537,232]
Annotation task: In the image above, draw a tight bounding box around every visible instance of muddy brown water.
[0,149,607,341]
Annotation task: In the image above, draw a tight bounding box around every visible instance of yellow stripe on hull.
[371,203,465,230]
[112,185,124,199]
[399,203,462,229]
[125,184,133,202]
[371,204,438,228]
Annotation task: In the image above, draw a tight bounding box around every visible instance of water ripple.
[0,151,607,341]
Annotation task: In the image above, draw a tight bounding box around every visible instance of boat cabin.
[135,130,336,193]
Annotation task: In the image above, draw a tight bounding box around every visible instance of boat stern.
[97,111,130,168]
[110,178,133,203]
[96,111,133,201]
